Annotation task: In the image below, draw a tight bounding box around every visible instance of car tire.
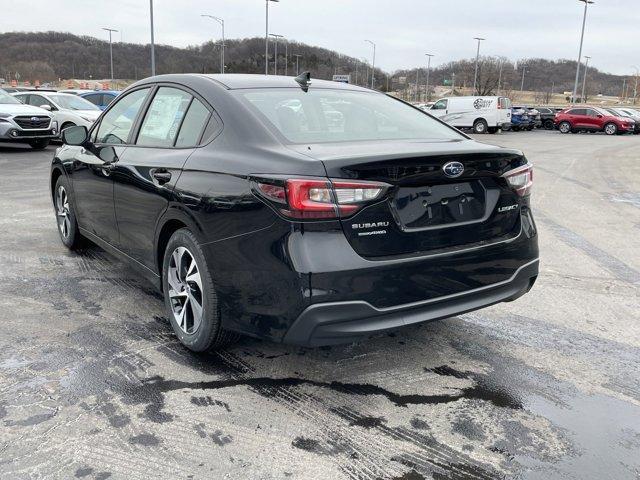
[558,121,572,134]
[472,119,488,134]
[162,228,239,352]
[54,175,85,249]
[604,123,618,136]
[544,119,555,130]
[512,126,520,132]
[29,139,50,150]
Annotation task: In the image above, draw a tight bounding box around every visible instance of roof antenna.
[295,71,311,92]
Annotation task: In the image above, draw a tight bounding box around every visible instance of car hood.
[0,104,52,116]
[71,110,101,121]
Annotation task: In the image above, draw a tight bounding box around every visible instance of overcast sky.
[2,0,638,75]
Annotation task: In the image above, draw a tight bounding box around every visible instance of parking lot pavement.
[0,131,639,480]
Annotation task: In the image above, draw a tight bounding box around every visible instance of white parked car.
[12,91,101,133]
[429,96,512,134]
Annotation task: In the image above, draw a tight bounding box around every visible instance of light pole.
[269,34,283,75]
[571,0,594,104]
[102,28,118,82]
[293,54,302,76]
[472,37,485,94]
[265,0,279,75]
[580,56,591,102]
[150,0,156,76]
[201,15,225,74]
[364,39,376,89]
[520,65,527,92]
[497,60,504,95]
[425,53,434,101]
[414,68,420,102]
[633,66,640,105]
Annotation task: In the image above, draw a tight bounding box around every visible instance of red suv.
[555,106,635,135]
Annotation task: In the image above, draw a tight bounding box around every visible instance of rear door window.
[175,98,211,147]
[136,87,192,147]
[84,93,103,106]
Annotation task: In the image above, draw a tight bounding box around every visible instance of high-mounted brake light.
[255,178,389,220]
[503,164,533,197]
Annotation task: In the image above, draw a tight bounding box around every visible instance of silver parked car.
[0,89,57,149]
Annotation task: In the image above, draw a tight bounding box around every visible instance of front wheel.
[29,139,50,150]
[162,228,239,352]
[54,176,84,249]
[473,119,488,134]
[544,119,555,130]
[558,121,572,134]
[604,123,618,136]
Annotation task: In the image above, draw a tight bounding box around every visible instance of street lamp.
[201,15,225,74]
[269,34,283,75]
[520,64,527,92]
[102,27,118,82]
[581,56,591,102]
[571,0,594,104]
[150,0,156,76]
[265,0,279,75]
[425,53,434,101]
[293,54,302,76]
[632,66,640,105]
[472,37,485,94]
[364,39,376,89]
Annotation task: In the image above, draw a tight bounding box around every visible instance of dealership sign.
[332,74,351,84]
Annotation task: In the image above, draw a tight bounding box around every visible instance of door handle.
[152,170,172,184]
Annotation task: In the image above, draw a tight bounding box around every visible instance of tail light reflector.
[503,164,533,197]
[255,178,390,220]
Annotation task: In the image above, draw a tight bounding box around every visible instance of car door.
[584,108,602,131]
[71,87,152,245]
[112,85,213,271]
[429,99,448,118]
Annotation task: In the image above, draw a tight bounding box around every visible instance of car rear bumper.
[283,258,538,346]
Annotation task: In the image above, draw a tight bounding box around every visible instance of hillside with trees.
[0,31,634,102]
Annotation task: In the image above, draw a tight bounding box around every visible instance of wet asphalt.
[0,130,639,480]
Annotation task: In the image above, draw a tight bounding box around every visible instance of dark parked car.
[50,74,539,351]
[555,107,635,135]
[533,107,557,130]
[80,90,121,110]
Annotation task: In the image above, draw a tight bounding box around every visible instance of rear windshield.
[235,88,463,144]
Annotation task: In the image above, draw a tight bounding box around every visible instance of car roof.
[136,73,372,92]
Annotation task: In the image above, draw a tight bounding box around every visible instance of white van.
[429,96,512,134]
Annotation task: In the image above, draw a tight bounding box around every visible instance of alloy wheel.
[167,247,204,334]
[56,186,71,238]
[605,124,617,135]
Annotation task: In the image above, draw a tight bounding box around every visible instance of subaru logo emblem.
[31,117,39,122]
[443,161,464,178]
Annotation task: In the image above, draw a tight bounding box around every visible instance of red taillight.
[255,178,389,220]
[503,164,533,197]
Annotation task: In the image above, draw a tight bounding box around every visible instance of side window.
[96,88,150,144]
[84,94,102,106]
[103,94,116,107]
[137,87,192,147]
[15,95,28,104]
[568,109,586,116]
[29,95,48,108]
[432,99,448,110]
[175,98,211,147]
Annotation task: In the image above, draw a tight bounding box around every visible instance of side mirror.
[39,104,52,111]
[61,125,88,146]
[98,146,118,164]
[597,114,603,118]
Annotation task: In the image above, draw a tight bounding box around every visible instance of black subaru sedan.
[50,74,538,351]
